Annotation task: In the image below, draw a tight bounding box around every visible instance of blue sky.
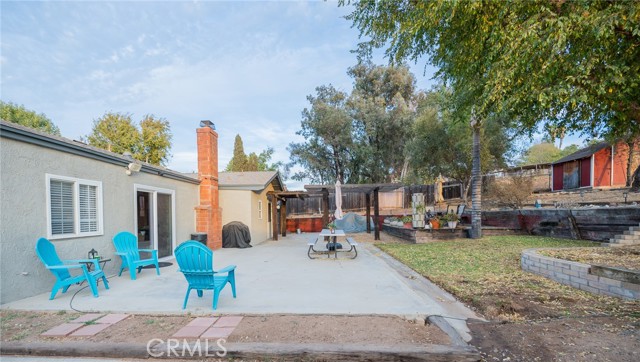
[1,0,439,189]
[2,1,583,189]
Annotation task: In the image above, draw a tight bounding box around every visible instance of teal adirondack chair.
[175,240,237,310]
[35,238,110,300]
[112,231,160,280]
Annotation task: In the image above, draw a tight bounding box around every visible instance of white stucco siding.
[250,186,274,243]
[220,190,252,228]
[0,138,199,304]
[220,186,275,245]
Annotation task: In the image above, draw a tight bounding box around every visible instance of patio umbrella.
[334,180,344,220]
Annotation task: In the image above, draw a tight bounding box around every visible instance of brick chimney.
[195,121,222,249]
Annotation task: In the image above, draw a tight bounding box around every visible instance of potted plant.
[326,215,337,233]
[429,217,440,229]
[441,212,460,229]
[401,215,413,229]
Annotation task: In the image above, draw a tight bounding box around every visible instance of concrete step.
[629,226,640,232]
[610,238,640,245]
[614,234,639,241]
[623,229,640,236]
[609,242,639,248]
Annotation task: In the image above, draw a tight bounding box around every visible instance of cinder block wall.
[521,249,639,300]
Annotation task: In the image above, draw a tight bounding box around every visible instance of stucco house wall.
[219,186,274,245]
[219,171,283,245]
[0,128,199,304]
[250,184,275,243]
[220,190,253,228]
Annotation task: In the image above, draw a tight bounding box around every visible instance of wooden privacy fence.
[287,183,463,215]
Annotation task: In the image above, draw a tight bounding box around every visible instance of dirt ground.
[356,232,640,361]
[0,311,449,347]
[469,316,640,362]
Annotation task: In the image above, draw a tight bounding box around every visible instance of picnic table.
[307,229,358,259]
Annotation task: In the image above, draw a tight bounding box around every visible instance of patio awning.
[304,183,402,195]
[267,191,308,241]
[304,183,403,240]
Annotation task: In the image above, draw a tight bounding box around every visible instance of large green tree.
[288,85,354,183]
[289,65,418,184]
[226,134,248,171]
[406,88,512,200]
[226,134,282,173]
[86,112,172,166]
[343,0,640,236]
[519,143,580,166]
[0,101,60,135]
[348,62,418,182]
[137,115,172,165]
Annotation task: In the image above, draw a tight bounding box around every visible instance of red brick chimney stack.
[195,120,222,249]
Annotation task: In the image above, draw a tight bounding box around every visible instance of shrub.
[486,173,533,209]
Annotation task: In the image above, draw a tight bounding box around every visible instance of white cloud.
[2,0,441,183]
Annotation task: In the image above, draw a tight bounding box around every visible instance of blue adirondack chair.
[175,240,237,310]
[112,231,160,280]
[35,238,110,300]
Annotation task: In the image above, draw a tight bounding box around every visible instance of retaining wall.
[484,206,640,242]
[521,248,639,300]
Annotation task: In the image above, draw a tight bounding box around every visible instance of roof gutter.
[1,122,199,185]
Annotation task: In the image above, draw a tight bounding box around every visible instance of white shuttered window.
[79,184,98,232]
[47,174,103,239]
[50,180,75,235]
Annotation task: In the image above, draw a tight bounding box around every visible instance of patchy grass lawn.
[540,246,640,271]
[377,235,640,321]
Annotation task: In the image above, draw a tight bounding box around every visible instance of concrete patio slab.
[1,233,481,340]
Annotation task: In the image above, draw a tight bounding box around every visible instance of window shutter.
[79,184,98,232]
[50,180,75,235]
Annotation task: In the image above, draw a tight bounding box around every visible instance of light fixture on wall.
[125,162,142,176]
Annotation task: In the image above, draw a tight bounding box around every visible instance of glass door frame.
[133,184,176,260]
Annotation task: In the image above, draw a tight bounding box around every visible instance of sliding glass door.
[134,185,175,259]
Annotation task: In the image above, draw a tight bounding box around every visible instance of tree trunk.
[632,164,640,190]
[400,157,409,181]
[626,139,637,187]
[470,121,482,239]
[463,178,472,203]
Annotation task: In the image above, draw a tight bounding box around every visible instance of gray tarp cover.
[222,221,252,248]
[334,212,374,233]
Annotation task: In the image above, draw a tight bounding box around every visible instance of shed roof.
[552,142,610,165]
[304,183,403,195]
[0,119,199,184]
[219,171,285,192]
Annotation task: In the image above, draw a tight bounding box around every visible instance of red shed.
[551,141,634,191]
